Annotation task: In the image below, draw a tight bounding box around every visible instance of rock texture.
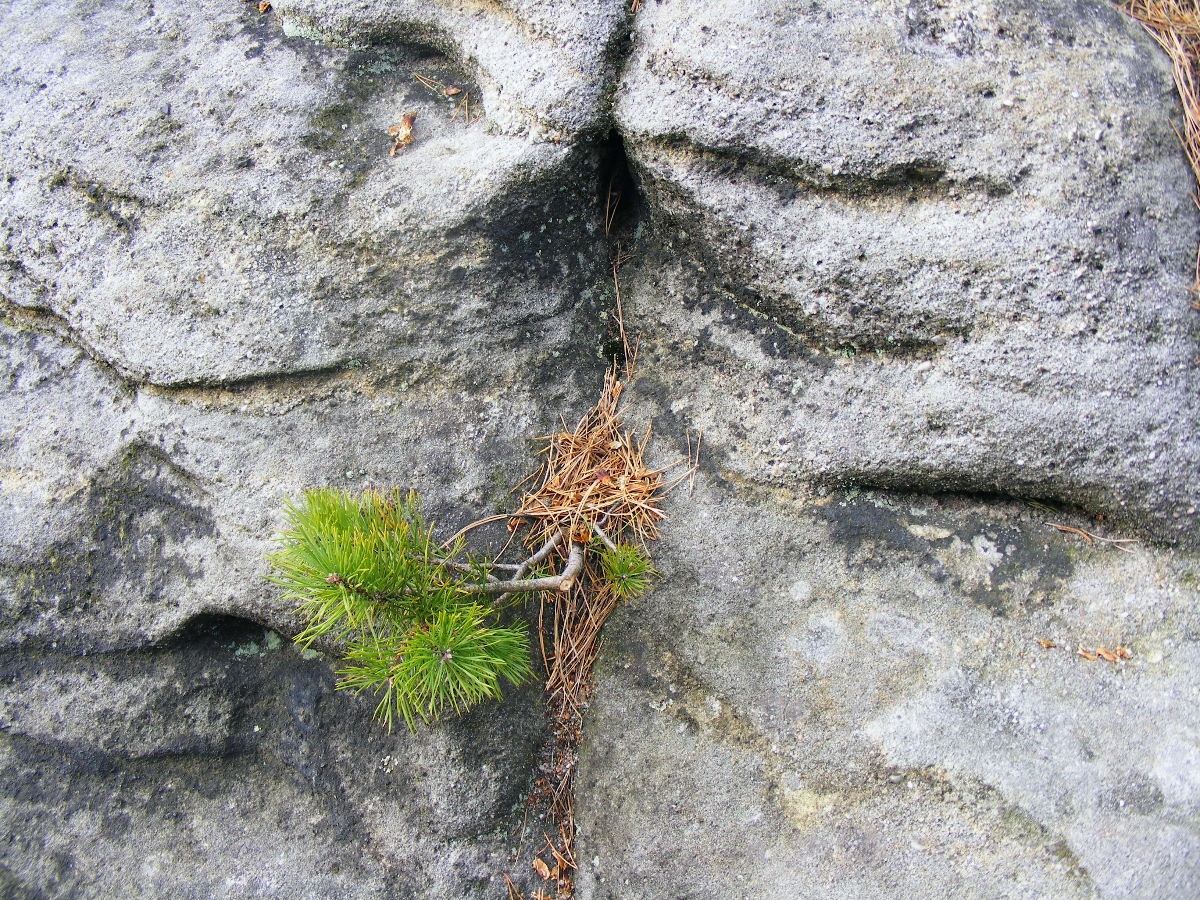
[617,0,1200,544]
[272,0,630,139]
[574,480,1200,899]
[1,0,1198,897]
[1,615,543,898]
[0,0,623,895]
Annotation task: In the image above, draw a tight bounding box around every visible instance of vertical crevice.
[596,129,643,365]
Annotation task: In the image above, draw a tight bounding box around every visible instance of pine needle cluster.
[599,543,656,601]
[268,488,534,731]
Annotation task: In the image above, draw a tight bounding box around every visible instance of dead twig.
[1045,521,1139,551]
[462,542,585,594]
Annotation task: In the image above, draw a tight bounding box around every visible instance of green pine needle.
[267,488,534,731]
[599,542,656,601]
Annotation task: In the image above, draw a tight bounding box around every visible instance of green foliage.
[339,607,534,731]
[268,488,533,730]
[599,542,656,601]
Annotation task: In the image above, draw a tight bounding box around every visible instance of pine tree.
[268,488,535,731]
[268,486,660,731]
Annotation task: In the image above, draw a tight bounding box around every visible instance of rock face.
[616,0,1199,544]
[0,0,623,895]
[1,615,543,898]
[574,484,1200,899]
[1,0,1198,898]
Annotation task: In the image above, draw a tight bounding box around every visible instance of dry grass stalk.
[1122,1,1200,291]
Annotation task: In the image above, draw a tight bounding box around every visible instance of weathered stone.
[273,0,631,139]
[574,477,1200,899]
[0,0,615,387]
[616,0,1200,544]
[0,614,544,898]
[1,0,1198,896]
[0,0,616,895]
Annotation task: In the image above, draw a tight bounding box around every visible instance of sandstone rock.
[574,478,1200,898]
[1,0,1198,896]
[0,0,616,894]
[0,614,543,898]
[273,0,630,139]
[0,0,615,387]
[617,0,1200,544]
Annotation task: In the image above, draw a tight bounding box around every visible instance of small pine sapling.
[267,481,666,731]
[598,542,656,602]
[268,488,535,730]
[267,364,694,899]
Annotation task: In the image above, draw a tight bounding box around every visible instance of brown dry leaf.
[257,0,271,12]
[1037,639,1057,649]
[532,858,552,880]
[444,86,462,96]
[1116,646,1133,659]
[1096,648,1119,663]
[1078,649,1099,661]
[388,113,418,156]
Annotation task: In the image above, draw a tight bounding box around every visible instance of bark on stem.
[462,541,584,595]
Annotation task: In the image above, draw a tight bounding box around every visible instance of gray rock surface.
[0,0,618,386]
[617,0,1200,544]
[1,0,1198,897]
[1,616,543,898]
[272,0,630,139]
[0,0,616,895]
[574,477,1200,899]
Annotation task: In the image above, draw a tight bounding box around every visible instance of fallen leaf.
[1078,649,1098,661]
[1116,646,1133,659]
[258,0,271,12]
[1095,648,1119,663]
[532,858,551,880]
[388,112,417,156]
[444,86,462,96]
[1037,639,1056,649]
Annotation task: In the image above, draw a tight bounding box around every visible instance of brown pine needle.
[507,365,692,895]
[1045,521,1139,551]
[1122,1,1200,295]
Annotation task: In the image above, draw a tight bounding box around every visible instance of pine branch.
[461,540,584,595]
